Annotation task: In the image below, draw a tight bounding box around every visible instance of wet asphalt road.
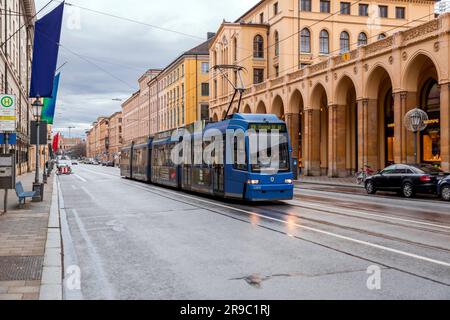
[58,165,450,300]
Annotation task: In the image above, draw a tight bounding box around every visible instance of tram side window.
[233,137,247,171]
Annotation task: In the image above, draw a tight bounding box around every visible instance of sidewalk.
[0,172,61,300]
[296,175,363,188]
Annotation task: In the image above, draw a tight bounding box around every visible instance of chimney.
[207,32,216,40]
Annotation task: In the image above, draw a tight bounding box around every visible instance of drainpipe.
[196,54,198,122]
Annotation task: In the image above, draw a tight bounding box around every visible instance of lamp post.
[404,107,428,164]
[32,98,44,201]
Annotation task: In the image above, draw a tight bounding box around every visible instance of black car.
[365,164,447,198]
[437,175,450,201]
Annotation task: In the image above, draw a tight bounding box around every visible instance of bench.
[15,182,37,208]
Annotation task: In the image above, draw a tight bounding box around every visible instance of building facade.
[0,0,36,175]
[210,1,450,176]
[122,69,159,145]
[148,37,213,135]
[108,111,123,164]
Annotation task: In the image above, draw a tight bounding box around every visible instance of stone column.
[393,91,417,164]
[304,109,321,176]
[328,104,347,177]
[441,83,450,172]
[285,113,300,161]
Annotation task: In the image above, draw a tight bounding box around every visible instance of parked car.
[72,159,79,165]
[437,175,450,201]
[365,164,447,198]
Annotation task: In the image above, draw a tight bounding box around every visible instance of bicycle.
[355,165,376,185]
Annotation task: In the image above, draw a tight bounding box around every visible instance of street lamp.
[404,107,428,164]
[32,98,44,201]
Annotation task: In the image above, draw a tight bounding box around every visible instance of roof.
[234,0,265,23]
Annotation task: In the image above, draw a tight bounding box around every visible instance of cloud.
[34,0,259,137]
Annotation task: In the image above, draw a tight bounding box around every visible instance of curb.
[39,176,63,300]
[295,181,364,189]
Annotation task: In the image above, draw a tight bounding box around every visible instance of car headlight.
[285,179,293,184]
[247,180,260,185]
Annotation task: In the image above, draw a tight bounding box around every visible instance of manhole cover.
[0,256,44,281]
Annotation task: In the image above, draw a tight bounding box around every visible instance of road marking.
[71,208,115,299]
[287,200,450,230]
[128,183,450,268]
[74,174,87,182]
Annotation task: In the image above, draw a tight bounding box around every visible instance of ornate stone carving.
[354,66,358,74]
[389,56,394,65]
[325,75,329,82]
[365,37,393,55]
[434,41,440,52]
[364,64,369,72]
[288,69,304,81]
[402,52,408,61]
[403,19,441,42]
[334,73,337,80]
[309,61,328,74]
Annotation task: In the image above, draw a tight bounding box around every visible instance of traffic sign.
[0,94,16,132]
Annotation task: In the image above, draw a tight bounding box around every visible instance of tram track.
[112,179,450,286]
[70,165,450,286]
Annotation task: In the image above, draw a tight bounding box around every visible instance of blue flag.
[41,73,61,125]
[29,2,64,98]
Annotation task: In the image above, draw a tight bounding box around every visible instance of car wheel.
[402,182,415,198]
[441,185,450,201]
[365,181,376,194]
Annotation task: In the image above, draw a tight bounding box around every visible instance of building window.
[301,0,312,12]
[379,5,388,18]
[300,28,311,53]
[320,0,330,13]
[359,4,368,16]
[214,80,217,98]
[253,35,264,58]
[201,83,209,96]
[201,62,209,74]
[340,31,350,53]
[319,29,329,54]
[274,2,279,15]
[233,37,238,61]
[200,104,209,121]
[357,32,367,46]
[340,2,351,15]
[274,31,280,57]
[396,7,405,19]
[274,65,279,78]
[378,33,386,40]
[259,12,264,23]
[253,68,264,84]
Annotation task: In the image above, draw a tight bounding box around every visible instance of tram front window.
[250,131,290,173]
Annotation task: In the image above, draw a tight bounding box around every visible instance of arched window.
[340,31,350,53]
[378,33,386,40]
[420,79,441,164]
[358,32,367,46]
[253,35,264,58]
[274,31,280,57]
[233,37,238,61]
[319,29,329,54]
[300,28,311,53]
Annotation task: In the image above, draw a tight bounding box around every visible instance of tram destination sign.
[0,94,16,132]
[249,123,287,132]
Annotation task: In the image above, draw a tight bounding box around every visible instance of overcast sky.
[34,0,259,138]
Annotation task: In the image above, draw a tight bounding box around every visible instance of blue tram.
[120,114,294,201]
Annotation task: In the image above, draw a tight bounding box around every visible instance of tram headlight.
[247,179,260,185]
[285,179,293,184]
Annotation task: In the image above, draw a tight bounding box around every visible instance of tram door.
[213,136,225,194]
[213,164,224,194]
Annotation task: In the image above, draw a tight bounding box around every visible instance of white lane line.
[71,208,115,299]
[74,174,87,182]
[130,183,450,268]
[287,200,450,230]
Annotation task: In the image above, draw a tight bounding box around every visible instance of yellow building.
[210,0,436,108]
[149,35,214,134]
[209,0,450,176]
